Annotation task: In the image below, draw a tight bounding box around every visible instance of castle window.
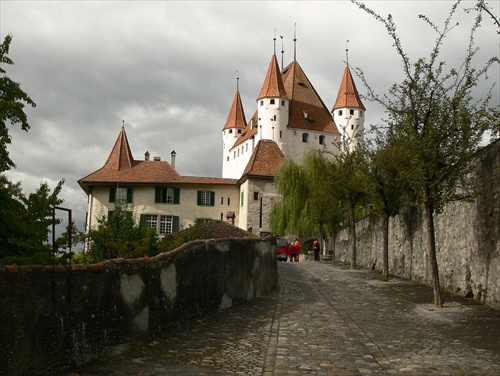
[159,215,176,234]
[254,192,259,201]
[270,99,275,105]
[338,110,342,116]
[280,131,283,138]
[238,129,242,134]
[351,124,354,130]
[282,100,285,106]
[109,187,133,203]
[233,151,236,159]
[302,133,309,143]
[273,115,276,121]
[227,156,229,161]
[145,215,157,230]
[246,144,248,152]
[260,100,264,106]
[360,111,363,117]
[350,109,355,115]
[155,187,180,204]
[319,135,325,145]
[221,197,224,205]
[227,197,231,205]
[197,191,215,206]
[229,129,233,134]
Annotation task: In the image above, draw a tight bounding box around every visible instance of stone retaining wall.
[334,141,499,310]
[0,237,278,376]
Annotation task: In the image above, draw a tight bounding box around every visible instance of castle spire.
[103,126,134,171]
[257,54,287,100]
[223,88,247,131]
[332,65,365,111]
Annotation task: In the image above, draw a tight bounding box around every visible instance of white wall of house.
[85,184,240,234]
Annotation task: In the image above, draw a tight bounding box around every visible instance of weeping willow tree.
[270,148,372,268]
[270,150,343,243]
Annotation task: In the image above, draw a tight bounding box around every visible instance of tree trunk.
[423,188,443,307]
[382,213,390,281]
[350,202,356,269]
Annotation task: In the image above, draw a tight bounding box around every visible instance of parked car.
[276,237,289,261]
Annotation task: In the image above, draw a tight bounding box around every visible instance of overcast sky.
[1,0,499,237]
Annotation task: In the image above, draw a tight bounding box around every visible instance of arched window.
[270,99,275,105]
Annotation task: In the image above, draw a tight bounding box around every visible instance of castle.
[79,50,365,236]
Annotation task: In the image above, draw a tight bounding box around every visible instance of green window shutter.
[107,210,114,222]
[197,190,202,205]
[210,191,215,206]
[109,187,116,202]
[174,188,180,204]
[126,188,133,203]
[155,187,161,203]
[140,214,146,225]
[173,216,180,232]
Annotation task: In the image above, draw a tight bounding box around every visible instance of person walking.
[313,238,320,261]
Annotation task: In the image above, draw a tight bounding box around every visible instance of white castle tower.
[256,54,289,145]
[332,65,366,151]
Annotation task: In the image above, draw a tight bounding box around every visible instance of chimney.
[145,151,150,161]
[171,150,177,170]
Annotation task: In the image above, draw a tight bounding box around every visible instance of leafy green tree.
[368,136,412,281]
[84,202,160,263]
[0,34,36,173]
[352,0,499,306]
[332,146,373,269]
[0,178,64,264]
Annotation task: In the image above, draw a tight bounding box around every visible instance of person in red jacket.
[289,238,301,262]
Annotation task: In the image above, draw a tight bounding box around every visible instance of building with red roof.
[79,50,365,236]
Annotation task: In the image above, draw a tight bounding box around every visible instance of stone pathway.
[66,261,500,375]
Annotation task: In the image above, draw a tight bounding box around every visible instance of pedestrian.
[292,237,301,262]
[313,238,320,261]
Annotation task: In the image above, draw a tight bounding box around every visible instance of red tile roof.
[223,90,247,131]
[332,66,366,111]
[282,61,340,134]
[241,139,285,178]
[79,128,238,190]
[104,126,134,170]
[257,54,287,100]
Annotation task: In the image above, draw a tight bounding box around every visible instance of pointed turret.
[223,90,247,131]
[256,54,289,143]
[257,54,287,100]
[332,66,365,111]
[103,126,134,170]
[332,66,366,150]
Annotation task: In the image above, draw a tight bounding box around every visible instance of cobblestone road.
[67,261,500,375]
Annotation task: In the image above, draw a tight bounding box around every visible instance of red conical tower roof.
[257,54,287,100]
[103,126,134,170]
[223,90,247,131]
[332,66,366,111]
